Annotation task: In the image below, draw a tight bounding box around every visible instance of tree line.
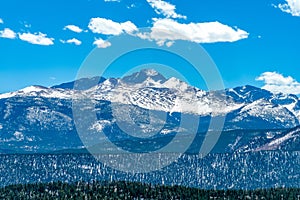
[0,181,299,199]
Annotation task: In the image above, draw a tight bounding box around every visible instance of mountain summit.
[121,69,167,84]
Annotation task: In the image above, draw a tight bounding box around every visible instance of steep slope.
[255,126,300,151]
[52,76,106,90]
[226,85,273,103]
[0,96,80,152]
[225,99,299,129]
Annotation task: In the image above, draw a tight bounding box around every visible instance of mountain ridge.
[0,69,300,153]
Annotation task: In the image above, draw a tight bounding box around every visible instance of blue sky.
[0,0,300,94]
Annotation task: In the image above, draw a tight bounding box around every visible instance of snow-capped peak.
[0,86,47,99]
[121,68,167,84]
[163,77,189,91]
[19,85,48,93]
[1,69,300,126]
[0,85,73,99]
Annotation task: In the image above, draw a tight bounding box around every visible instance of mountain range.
[0,69,299,153]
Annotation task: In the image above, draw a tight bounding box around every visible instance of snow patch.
[144,69,158,76]
[20,86,47,93]
[163,77,189,91]
[14,131,24,141]
[89,120,111,132]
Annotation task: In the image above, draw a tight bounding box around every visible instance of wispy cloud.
[146,0,186,19]
[276,0,300,16]
[0,18,3,24]
[127,3,136,9]
[24,23,31,28]
[18,32,54,46]
[88,17,137,35]
[0,28,17,39]
[60,38,82,45]
[256,71,300,95]
[93,38,111,48]
[137,18,249,46]
[63,25,83,33]
[104,0,121,2]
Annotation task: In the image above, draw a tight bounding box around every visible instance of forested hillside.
[1,181,299,199]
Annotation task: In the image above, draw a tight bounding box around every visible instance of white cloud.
[0,28,16,39]
[277,0,300,16]
[104,0,120,2]
[64,25,83,33]
[127,3,136,9]
[146,0,186,19]
[137,18,249,45]
[93,38,111,48]
[21,21,31,28]
[0,18,3,24]
[165,41,174,47]
[18,32,54,46]
[88,17,137,35]
[24,23,31,28]
[256,71,300,95]
[60,38,82,45]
